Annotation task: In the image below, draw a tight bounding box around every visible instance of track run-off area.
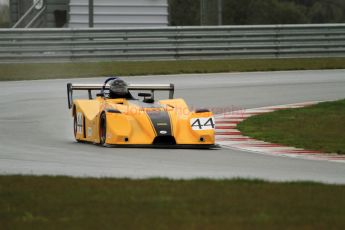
[0,70,344,183]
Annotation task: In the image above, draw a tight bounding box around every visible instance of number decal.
[190,117,215,130]
[204,117,215,128]
[76,112,83,134]
[191,119,203,130]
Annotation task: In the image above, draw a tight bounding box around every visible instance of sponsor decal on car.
[88,127,92,137]
[77,112,83,134]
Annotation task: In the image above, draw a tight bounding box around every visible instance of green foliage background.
[169,0,345,25]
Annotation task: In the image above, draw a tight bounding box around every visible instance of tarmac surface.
[0,70,344,183]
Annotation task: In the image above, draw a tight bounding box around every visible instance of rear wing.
[67,83,175,109]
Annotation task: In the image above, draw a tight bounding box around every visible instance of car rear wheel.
[100,113,106,146]
[73,110,81,142]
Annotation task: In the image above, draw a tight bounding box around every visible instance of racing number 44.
[190,117,215,130]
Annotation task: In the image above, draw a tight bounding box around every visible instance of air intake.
[153,136,176,145]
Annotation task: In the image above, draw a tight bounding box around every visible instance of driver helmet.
[109,78,129,97]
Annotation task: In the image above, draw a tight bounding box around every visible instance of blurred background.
[1,0,345,28]
[0,0,9,27]
[169,0,345,26]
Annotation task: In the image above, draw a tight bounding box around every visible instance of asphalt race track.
[0,70,345,183]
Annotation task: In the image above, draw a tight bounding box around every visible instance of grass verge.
[1,176,345,229]
[237,99,345,154]
[1,57,345,81]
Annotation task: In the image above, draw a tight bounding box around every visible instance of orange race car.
[67,77,216,148]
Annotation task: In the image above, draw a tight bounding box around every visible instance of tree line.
[169,0,345,26]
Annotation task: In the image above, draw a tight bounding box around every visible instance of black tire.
[73,110,81,142]
[73,114,77,138]
[99,113,107,146]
